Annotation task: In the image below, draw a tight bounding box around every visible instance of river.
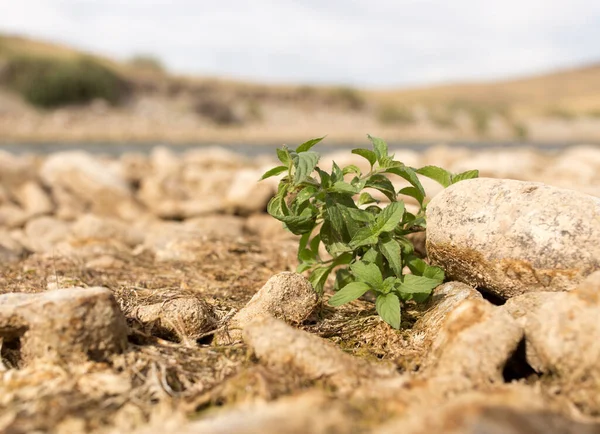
[0,141,592,156]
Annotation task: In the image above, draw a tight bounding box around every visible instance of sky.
[1,0,599,87]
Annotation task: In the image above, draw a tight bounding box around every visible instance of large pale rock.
[216,272,318,343]
[183,146,248,170]
[451,148,545,181]
[539,145,600,196]
[184,215,245,238]
[0,287,128,365]
[243,316,395,391]
[13,181,54,217]
[0,151,37,191]
[427,178,600,299]
[411,282,483,348]
[129,297,218,344]
[23,216,71,253]
[71,214,144,247]
[517,272,600,376]
[421,298,523,388]
[244,214,295,240]
[377,387,598,434]
[0,204,28,228]
[140,392,349,434]
[40,152,142,220]
[513,272,600,415]
[0,230,26,262]
[225,168,276,215]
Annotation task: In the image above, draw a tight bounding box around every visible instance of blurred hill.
[1,33,599,144]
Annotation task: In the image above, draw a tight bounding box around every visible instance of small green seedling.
[261,135,478,329]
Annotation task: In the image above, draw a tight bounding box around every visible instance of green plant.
[261,135,478,328]
[128,54,165,72]
[377,104,415,126]
[329,86,366,110]
[6,56,126,108]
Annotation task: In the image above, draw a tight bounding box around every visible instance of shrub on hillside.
[329,86,366,110]
[6,56,127,108]
[128,54,165,73]
[194,97,242,126]
[377,104,415,126]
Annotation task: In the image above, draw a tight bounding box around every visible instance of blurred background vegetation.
[1,33,599,144]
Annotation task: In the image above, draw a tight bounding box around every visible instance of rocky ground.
[1,144,600,433]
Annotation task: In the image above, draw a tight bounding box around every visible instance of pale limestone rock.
[0,287,127,365]
[216,272,318,344]
[243,316,395,392]
[427,178,600,298]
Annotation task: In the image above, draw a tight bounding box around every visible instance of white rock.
[217,272,318,344]
[427,178,600,298]
[13,181,54,217]
[71,214,144,247]
[225,168,276,215]
[40,152,141,220]
[0,287,127,364]
[23,216,71,253]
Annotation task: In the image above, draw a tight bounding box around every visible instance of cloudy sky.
[1,0,599,87]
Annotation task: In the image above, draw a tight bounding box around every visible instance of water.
[0,141,591,156]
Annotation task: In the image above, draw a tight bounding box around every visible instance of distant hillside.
[1,33,599,144]
[378,63,600,116]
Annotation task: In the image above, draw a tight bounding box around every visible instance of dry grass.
[0,233,430,432]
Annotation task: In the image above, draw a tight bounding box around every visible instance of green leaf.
[451,170,479,184]
[280,216,316,235]
[390,235,411,254]
[298,248,316,263]
[342,165,361,176]
[333,268,355,291]
[381,276,397,294]
[296,136,325,153]
[339,206,374,223]
[374,202,405,233]
[267,194,285,218]
[349,227,379,248]
[324,195,351,242]
[296,262,313,273]
[397,274,440,300]
[416,166,452,188]
[298,232,311,256]
[293,151,320,185]
[316,168,331,188]
[378,235,402,277]
[358,192,378,206]
[367,134,389,164]
[276,147,291,165]
[309,265,333,295]
[330,181,360,195]
[320,220,352,256]
[398,186,425,205]
[293,186,317,207]
[329,282,371,306]
[309,234,321,257]
[351,148,376,167]
[331,162,344,183]
[350,260,383,289]
[362,247,380,264]
[424,265,445,281]
[376,293,401,329]
[406,255,427,275]
[260,165,287,180]
[385,166,425,199]
[365,174,396,202]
